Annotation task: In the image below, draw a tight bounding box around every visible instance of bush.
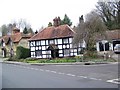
[16,46,30,59]
[7,56,18,61]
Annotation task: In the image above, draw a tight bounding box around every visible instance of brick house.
[0,27,33,57]
[96,30,120,56]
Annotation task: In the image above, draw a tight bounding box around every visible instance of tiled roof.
[29,25,75,41]
[1,32,33,44]
[106,30,120,40]
[96,29,120,41]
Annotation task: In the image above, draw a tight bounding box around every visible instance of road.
[0,59,2,90]
[1,59,119,88]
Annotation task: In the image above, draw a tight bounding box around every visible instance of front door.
[51,49,59,58]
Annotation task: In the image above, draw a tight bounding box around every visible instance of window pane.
[41,40,45,45]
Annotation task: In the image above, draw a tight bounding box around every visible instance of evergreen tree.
[23,27,28,34]
[61,14,72,26]
[48,22,52,27]
[28,28,34,34]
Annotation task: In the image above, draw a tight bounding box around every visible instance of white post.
[103,43,106,60]
[101,40,108,60]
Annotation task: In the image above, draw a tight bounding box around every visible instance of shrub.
[7,56,18,61]
[16,46,30,59]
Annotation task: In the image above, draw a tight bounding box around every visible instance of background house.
[0,27,33,57]
[96,30,120,59]
[29,17,85,59]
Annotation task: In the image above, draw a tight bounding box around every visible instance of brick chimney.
[79,15,84,24]
[53,17,61,27]
[12,27,20,34]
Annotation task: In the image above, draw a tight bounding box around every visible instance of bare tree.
[96,1,120,29]
[12,19,31,30]
[73,11,107,57]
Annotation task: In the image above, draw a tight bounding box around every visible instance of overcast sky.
[0,0,98,31]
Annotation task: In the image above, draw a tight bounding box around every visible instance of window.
[64,49,70,56]
[31,41,35,46]
[42,46,46,50]
[55,39,58,44]
[58,45,62,49]
[36,41,39,46]
[59,54,63,57]
[57,39,62,44]
[31,52,35,57]
[69,38,72,43]
[31,47,35,51]
[70,44,72,48]
[36,47,39,50]
[42,51,46,54]
[63,38,68,44]
[46,40,48,45]
[36,50,42,57]
[59,50,62,53]
[49,40,54,44]
[41,40,45,45]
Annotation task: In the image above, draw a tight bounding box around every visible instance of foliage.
[61,14,72,26]
[73,11,107,58]
[13,19,31,30]
[0,24,14,36]
[28,28,34,34]
[23,27,28,34]
[1,25,8,36]
[16,46,30,59]
[47,14,72,26]
[96,1,120,30]
[48,22,52,27]
[0,19,32,36]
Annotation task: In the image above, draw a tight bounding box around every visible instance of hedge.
[16,46,30,59]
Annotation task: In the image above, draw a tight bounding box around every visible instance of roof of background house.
[29,24,75,41]
[106,30,120,40]
[96,29,120,41]
[1,32,33,44]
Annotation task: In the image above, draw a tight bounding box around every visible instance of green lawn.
[6,56,117,63]
[21,58,116,64]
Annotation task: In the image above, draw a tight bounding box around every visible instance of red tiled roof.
[96,29,120,41]
[106,30,120,40]
[1,32,33,44]
[29,25,75,41]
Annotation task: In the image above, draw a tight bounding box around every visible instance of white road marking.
[107,78,120,84]
[39,69,44,71]
[45,70,50,72]
[89,78,100,80]
[50,71,57,73]
[66,74,76,77]
[30,68,35,70]
[23,66,27,68]
[58,72,65,75]
[97,79,102,81]
[77,76,87,79]
[34,68,39,70]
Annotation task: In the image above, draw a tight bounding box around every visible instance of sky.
[0,0,98,31]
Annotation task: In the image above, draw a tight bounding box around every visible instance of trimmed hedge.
[16,46,30,59]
